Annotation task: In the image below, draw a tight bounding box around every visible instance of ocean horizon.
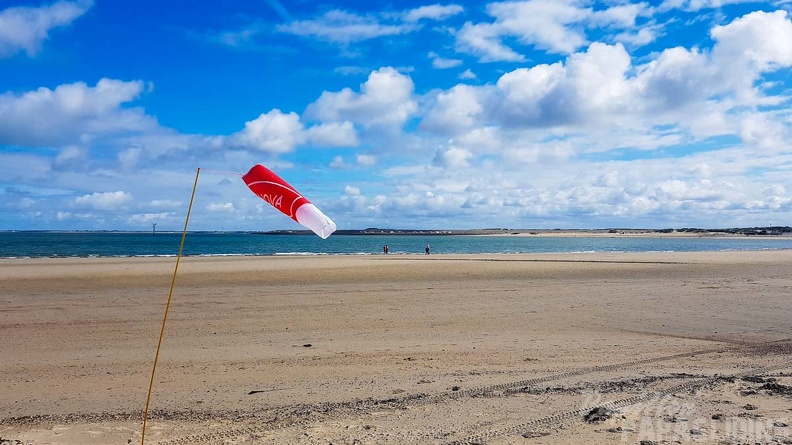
[2,231,792,259]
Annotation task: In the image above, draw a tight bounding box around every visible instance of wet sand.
[1,252,791,444]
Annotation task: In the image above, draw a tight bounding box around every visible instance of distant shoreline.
[260,227,792,238]
[3,227,792,238]
[473,229,792,238]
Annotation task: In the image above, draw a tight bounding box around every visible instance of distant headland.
[256,226,792,237]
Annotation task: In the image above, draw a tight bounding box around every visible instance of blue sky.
[1,0,792,231]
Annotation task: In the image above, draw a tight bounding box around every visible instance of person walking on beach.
[425,243,430,255]
[383,244,389,254]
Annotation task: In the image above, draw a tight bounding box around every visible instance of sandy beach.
[1,252,791,444]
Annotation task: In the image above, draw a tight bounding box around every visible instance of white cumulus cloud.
[73,191,132,210]
[344,185,361,195]
[306,121,359,147]
[428,51,463,69]
[403,4,464,22]
[421,84,484,134]
[207,202,235,212]
[0,78,147,146]
[278,10,414,44]
[426,10,792,135]
[232,109,305,153]
[150,199,182,209]
[711,10,792,74]
[0,0,93,58]
[433,146,473,169]
[660,0,759,12]
[356,154,376,166]
[306,67,417,131]
[455,0,659,61]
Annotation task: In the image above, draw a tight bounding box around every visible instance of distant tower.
[152,223,157,235]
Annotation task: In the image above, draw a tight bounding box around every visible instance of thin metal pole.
[141,167,201,445]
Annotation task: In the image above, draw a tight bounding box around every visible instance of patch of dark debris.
[0,408,258,427]
[740,376,792,396]
[506,374,706,396]
[584,406,616,423]
[0,438,31,445]
[0,391,437,429]
[521,431,550,438]
[743,339,792,356]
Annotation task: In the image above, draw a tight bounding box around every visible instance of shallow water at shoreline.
[2,231,792,258]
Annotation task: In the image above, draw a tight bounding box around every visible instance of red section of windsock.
[242,164,309,223]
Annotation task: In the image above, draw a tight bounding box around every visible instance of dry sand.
[1,252,791,445]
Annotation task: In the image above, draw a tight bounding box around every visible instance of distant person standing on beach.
[425,243,430,254]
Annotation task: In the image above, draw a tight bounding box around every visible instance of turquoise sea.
[2,231,792,258]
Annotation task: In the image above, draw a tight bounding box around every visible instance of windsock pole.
[141,167,201,445]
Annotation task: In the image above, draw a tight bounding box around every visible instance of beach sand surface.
[1,252,791,444]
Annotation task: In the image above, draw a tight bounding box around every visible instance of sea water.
[1,231,791,258]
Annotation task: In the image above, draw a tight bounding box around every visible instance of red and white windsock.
[242,164,337,239]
